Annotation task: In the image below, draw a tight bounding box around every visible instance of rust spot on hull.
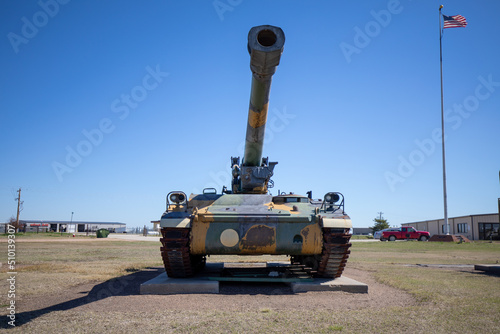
[190,217,210,255]
[240,224,276,253]
[300,224,323,254]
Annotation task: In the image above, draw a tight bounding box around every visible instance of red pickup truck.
[382,226,430,241]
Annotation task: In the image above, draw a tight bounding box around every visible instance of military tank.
[159,25,352,278]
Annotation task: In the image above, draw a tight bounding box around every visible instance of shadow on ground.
[2,267,163,329]
[218,281,294,296]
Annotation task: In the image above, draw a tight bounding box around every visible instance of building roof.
[403,213,498,225]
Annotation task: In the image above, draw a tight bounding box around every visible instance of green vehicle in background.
[159,25,352,278]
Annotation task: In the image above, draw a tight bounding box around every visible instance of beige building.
[151,220,160,231]
[402,213,499,241]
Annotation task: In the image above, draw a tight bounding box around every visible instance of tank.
[159,25,352,278]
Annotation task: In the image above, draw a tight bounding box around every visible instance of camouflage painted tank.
[160,25,352,278]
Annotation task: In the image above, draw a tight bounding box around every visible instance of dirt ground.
[8,265,415,328]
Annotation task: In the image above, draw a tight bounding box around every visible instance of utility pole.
[15,188,22,233]
[378,212,384,220]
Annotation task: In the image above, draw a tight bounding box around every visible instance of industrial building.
[352,228,372,236]
[401,213,499,241]
[17,220,126,233]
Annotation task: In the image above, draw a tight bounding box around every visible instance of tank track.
[160,227,205,278]
[317,228,352,278]
[291,227,351,278]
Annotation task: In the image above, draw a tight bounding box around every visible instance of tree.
[7,216,21,233]
[370,216,390,234]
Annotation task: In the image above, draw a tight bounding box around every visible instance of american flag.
[443,15,467,29]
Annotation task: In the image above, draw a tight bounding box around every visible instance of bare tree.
[7,216,20,233]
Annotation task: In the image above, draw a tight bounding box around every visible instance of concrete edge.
[291,276,368,293]
[474,264,500,274]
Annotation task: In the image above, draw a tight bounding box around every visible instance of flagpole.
[439,5,450,235]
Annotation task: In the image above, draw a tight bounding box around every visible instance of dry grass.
[350,240,500,265]
[0,237,499,333]
[0,238,161,302]
[8,307,498,334]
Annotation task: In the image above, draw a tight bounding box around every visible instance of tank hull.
[160,193,352,278]
[190,219,323,256]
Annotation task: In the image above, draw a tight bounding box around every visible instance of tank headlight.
[324,192,340,204]
[169,192,187,204]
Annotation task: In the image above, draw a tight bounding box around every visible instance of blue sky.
[1,1,499,229]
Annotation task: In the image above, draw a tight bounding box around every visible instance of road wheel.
[419,235,428,241]
[388,235,396,242]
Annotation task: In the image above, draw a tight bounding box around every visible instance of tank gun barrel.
[243,25,285,167]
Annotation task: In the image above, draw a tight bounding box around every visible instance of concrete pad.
[140,273,219,295]
[291,276,368,293]
[141,263,368,294]
[474,264,500,274]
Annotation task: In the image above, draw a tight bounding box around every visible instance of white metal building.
[401,213,499,241]
[19,220,126,233]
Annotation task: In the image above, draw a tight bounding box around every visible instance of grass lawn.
[347,241,500,333]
